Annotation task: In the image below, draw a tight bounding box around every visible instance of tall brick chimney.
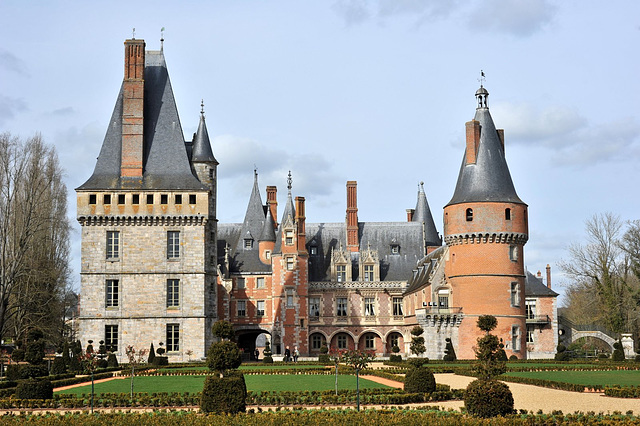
[406,209,415,222]
[267,186,278,228]
[546,264,552,289]
[346,181,359,252]
[465,120,481,165]
[295,196,306,253]
[121,38,145,178]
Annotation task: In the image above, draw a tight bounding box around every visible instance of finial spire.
[287,171,292,194]
[132,28,136,39]
[200,99,205,116]
[254,165,258,178]
[478,70,486,87]
[160,27,165,51]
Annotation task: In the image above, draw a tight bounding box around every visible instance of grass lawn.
[56,374,389,396]
[505,369,640,387]
[162,364,327,372]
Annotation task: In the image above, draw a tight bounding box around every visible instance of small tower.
[443,83,528,359]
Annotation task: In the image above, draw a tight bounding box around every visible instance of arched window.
[466,208,473,221]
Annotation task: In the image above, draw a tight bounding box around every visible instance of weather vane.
[254,165,258,177]
[200,99,205,115]
[287,171,292,192]
[478,70,486,87]
[161,27,165,50]
[132,28,136,39]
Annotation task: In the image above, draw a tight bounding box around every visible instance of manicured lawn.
[505,369,640,387]
[56,374,389,396]
[162,364,327,372]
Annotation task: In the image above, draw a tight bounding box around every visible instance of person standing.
[284,346,291,362]
[293,346,299,362]
[254,348,260,362]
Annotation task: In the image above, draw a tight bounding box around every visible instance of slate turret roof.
[446,85,524,206]
[413,181,441,248]
[192,106,218,164]
[77,50,206,191]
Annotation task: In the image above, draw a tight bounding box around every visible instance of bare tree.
[560,213,632,334]
[0,132,71,346]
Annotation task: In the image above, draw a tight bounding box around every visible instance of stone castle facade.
[76,38,558,362]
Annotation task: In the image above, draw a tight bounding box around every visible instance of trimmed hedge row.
[604,386,640,398]
[137,367,337,377]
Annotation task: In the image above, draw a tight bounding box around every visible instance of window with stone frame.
[105,279,119,308]
[336,264,346,282]
[392,297,403,316]
[285,229,294,246]
[364,334,375,350]
[511,325,521,352]
[256,300,265,316]
[244,238,253,249]
[364,297,375,316]
[167,231,180,259]
[510,282,520,307]
[525,299,536,320]
[286,257,295,271]
[237,300,246,317]
[526,325,534,344]
[106,231,120,260]
[509,245,519,262]
[389,333,400,349]
[337,333,348,349]
[166,279,180,308]
[336,297,347,317]
[309,297,321,318]
[105,325,118,352]
[166,324,180,352]
[256,277,265,289]
[237,278,245,290]
[286,288,294,308]
[311,334,325,350]
[363,264,374,281]
[89,194,96,205]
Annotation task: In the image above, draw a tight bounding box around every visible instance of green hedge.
[604,386,640,398]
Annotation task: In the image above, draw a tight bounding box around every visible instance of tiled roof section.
[273,192,296,254]
[413,182,441,248]
[306,221,425,282]
[525,271,559,297]
[77,50,205,191]
[234,173,266,252]
[191,111,218,164]
[403,246,446,295]
[446,89,524,206]
[259,208,276,242]
[217,223,271,274]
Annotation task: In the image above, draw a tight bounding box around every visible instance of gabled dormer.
[331,244,352,282]
[359,243,380,282]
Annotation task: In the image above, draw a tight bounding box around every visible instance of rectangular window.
[237,300,246,317]
[237,278,245,290]
[166,279,180,308]
[105,279,119,308]
[286,257,294,271]
[189,194,197,204]
[175,194,182,204]
[167,231,180,259]
[509,245,518,262]
[244,239,253,249]
[364,265,374,281]
[310,246,318,255]
[438,295,449,308]
[512,325,521,351]
[146,194,154,204]
[392,297,404,316]
[526,299,536,320]
[311,334,324,350]
[391,245,399,254]
[256,300,265,316]
[337,334,347,349]
[256,277,265,289]
[365,334,375,349]
[132,194,140,204]
[105,325,118,352]
[89,194,96,205]
[117,194,125,204]
[103,194,111,204]
[106,231,120,260]
[526,326,534,344]
[510,282,520,307]
[337,297,347,317]
[285,230,294,246]
[309,297,320,318]
[364,297,375,316]
[336,265,346,282]
[161,194,168,205]
[166,324,180,352]
[286,289,294,308]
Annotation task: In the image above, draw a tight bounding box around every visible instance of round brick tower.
[443,84,528,359]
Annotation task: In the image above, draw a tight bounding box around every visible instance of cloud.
[0,49,29,76]
[51,107,75,117]
[492,101,640,166]
[332,0,458,26]
[0,95,28,126]
[467,0,556,37]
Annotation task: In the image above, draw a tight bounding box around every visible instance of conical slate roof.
[78,50,205,191]
[412,182,441,247]
[259,208,276,242]
[192,109,218,164]
[446,86,524,206]
[235,172,266,252]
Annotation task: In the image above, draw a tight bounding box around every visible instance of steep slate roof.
[446,86,524,206]
[413,182,441,248]
[192,110,218,164]
[78,50,205,191]
[525,271,559,297]
[403,246,447,295]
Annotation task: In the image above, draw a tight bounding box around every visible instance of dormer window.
[285,230,294,246]
[310,246,318,256]
[244,239,253,249]
[391,245,400,254]
[466,208,473,221]
[364,265,374,281]
[336,264,346,282]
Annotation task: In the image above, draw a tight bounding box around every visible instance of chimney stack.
[406,209,415,222]
[465,120,481,165]
[546,264,552,289]
[267,186,278,228]
[346,181,359,252]
[121,38,145,178]
[295,197,306,253]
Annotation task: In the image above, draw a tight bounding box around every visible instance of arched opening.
[236,329,271,361]
[386,332,404,354]
[330,332,354,351]
[309,332,327,354]
[358,332,380,352]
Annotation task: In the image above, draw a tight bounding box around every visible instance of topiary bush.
[153,356,169,366]
[6,364,49,380]
[443,338,457,362]
[107,353,119,368]
[51,356,67,375]
[508,355,518,361]
[408,358,428,368]
[404,366,436,394]
[464,379,514,418]
[207,341,242,372]
[200,371,247,413]
[148,343,156,364]
[25,340,45,365]
[555,343,571,361]
[15,378,53,400]
[11,348,25,362]
[262,341,273,364]
[612,340,625,361]
[389,354,402,362]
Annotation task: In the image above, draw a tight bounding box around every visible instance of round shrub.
[464,379,514,418]
[508,355,518,361]
[25,340,45,365]
[12,349,25,362]
[51,357,67,375]
[200,372,246,413]
[612,341,625,361]
[404,366,436,394]
[15,378,53,400]
[408,358,428,369]
[207,340,242,372]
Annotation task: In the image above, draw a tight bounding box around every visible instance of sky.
[1,1,639,303]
